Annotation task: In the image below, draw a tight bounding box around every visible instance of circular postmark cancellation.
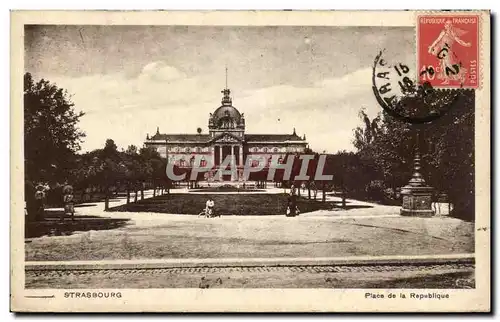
[372,49,462,124]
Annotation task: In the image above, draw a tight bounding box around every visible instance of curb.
[25,254,475,271]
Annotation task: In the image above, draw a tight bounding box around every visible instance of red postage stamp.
[417,15,480,88]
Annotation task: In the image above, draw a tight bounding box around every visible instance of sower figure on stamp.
[62,184,75,221]
[428,20,471,84]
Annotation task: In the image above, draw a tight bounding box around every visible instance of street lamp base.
[400,208,434,217]
[400,188,435,217]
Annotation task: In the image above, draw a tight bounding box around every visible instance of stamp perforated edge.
[414,10,485,90]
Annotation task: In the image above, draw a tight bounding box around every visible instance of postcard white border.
[10,10,490,312]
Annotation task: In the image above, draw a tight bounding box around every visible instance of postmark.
[417,14,480,89]
[372,49,459,124]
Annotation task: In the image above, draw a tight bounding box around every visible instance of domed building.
[144,85,308,180]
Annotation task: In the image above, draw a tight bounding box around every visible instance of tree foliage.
[24,72,85,184]
[351,90,475,219]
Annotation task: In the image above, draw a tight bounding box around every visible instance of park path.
[29,187,474,271]
[166,186,393,208]
[63,187,402,225]
[44,186,452,236]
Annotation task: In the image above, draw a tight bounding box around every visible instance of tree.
[124,146,140,204]
[316,154,336,203]
[90,138,123,211]
[353,109,381,151]
[351,90,475,219]
[24,72,85,185]
[420,90,475,220]
[126,144,138,155]
[71,151,103,202]
[139,146,164,195]
[353,109,414,202]
[103,139,118,157]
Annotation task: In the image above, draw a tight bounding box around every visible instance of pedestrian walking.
[62,184,75,221]
[34,184,47,221]
[286,193,299,217]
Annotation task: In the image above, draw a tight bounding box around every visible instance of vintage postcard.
[11,10,490,312]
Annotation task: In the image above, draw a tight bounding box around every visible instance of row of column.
[213,145,243,166]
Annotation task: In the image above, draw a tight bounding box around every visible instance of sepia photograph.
[11,10,490,312]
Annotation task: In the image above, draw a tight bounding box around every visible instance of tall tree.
[24,72,85,184]
[351,90,475,219]
[353,109,382,151]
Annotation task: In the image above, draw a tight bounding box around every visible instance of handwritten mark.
[199,276,224,289]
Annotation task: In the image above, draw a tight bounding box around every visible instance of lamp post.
[400,130,434,217]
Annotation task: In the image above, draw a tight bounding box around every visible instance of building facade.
[144,87,308,179]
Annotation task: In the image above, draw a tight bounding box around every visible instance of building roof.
[244,134,305,142]
[148,133,212,143]
[147,133,305,143]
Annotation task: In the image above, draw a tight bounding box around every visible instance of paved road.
[32,189,470,288]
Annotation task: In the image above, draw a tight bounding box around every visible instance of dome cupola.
[208,68,245,132]
[209,88,244,130]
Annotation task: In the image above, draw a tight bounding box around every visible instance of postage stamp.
[417,14,480,88]
[10,10,490,313]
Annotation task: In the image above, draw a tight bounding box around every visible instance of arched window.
[185,147,191,153]
[263,147,268,153]
[253,147,259,152]
[196,147,201,153]
[175,147,180,152]
[273,147,279,153]
[200,158,207,167]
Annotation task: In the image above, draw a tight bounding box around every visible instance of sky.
[25,25,415,153]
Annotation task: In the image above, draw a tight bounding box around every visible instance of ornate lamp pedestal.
[400,149,434,217]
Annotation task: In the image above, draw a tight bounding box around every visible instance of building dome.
[209,88,245,130]
[213,105,242,122]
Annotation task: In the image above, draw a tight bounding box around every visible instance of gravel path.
[31,190,473,262]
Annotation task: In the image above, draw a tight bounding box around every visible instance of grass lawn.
[109,193,335,216]
[189,186,265,193]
